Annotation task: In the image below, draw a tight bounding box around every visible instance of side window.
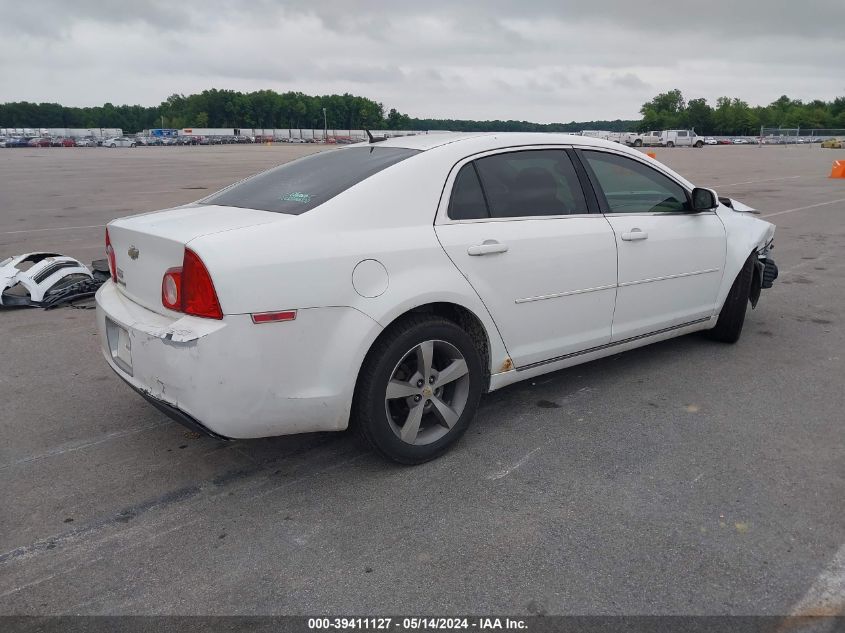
[448,164,489,220]
[582,151,690,214]
[678,131,688,137]
[473,150,588,218]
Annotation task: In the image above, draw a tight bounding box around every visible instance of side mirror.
[691,187,718,212]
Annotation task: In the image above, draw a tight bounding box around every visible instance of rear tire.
[353,315,483,464]
[707,254,755,343]
[695,141,704,148]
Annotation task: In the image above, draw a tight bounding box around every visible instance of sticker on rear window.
[281,192,311,203]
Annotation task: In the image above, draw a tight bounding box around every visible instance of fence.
[759,127,845,145]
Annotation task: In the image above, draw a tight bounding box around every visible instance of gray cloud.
[0,0,842,122]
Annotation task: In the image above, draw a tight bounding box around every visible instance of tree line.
[640,90,845,135]
[1,87,843,135]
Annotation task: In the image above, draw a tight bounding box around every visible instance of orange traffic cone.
[646,152,657,159]
[830,160,845,178]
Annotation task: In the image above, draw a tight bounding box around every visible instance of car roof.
[354,132,633,153]
[361,131,695,190]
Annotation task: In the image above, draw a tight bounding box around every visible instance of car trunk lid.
[107,204,291,315]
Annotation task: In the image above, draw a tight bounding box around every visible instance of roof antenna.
[365,129,387,144]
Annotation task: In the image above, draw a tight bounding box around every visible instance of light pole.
[323,108,328,143]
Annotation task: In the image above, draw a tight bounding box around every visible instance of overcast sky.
[1,0,843,122]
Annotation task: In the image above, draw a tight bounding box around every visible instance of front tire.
[633,139,643,147]
[707,254,755,343]
[666,141,675,148]
[694,140,704,148]
[353,315,483,464]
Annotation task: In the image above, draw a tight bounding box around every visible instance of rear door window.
[201,146,420,215]
[448,164,489,220]
[472,150,588,218]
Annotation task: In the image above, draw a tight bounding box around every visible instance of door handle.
[621,229,648,241]
[467,240,509,256]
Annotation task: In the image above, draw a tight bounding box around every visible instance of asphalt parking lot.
[0,143,843,616]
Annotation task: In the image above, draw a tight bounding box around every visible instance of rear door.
[435,148,618,369]
[578,148,726,341]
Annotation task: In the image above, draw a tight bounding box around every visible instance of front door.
[578,149,726,341]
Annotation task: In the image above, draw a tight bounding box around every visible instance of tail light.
[105,227,117,282]
[160,248,223,319]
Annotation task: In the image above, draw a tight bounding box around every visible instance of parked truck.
[626,129,704,148]
[626,131,662,147]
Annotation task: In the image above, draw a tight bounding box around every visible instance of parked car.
[76,138,96,147]
[97,133,778,463]
[105,137,137,148]
[704,137,718,145]
[28,137,52,147]
[821,138,843,149]
[717,139,733,145]
[51,137,64,147]
[6,137,31,148]
[732,138,750,144]
[60,138,77,147]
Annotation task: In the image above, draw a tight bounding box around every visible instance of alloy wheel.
[384,339,471,445]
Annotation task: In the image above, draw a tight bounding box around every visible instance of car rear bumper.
[111,366,231,440]
[95,280,381,439]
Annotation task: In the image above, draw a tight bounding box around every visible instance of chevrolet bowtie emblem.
[128,246,139,260]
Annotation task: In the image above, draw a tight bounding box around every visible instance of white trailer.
[580,130,629,145]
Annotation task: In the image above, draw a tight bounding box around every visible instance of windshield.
[199,146,420,215]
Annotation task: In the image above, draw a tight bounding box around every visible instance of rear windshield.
[200,146,420,215]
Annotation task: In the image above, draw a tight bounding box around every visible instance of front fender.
[715,206,775,310]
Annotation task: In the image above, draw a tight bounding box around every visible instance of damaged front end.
[751,240,779,308]
[717,197,778,308]
[0,253,109,309]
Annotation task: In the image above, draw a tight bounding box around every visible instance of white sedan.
[96,133,777,463]
[104,137,137,148]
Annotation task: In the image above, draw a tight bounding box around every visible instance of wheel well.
[412,303,492,389]
[375,303,492,391]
